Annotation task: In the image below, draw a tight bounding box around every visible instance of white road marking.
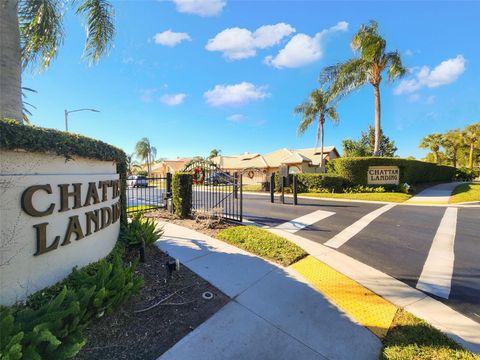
[416,207,457,299]
[324,204,396,249]
[275,210,335,233]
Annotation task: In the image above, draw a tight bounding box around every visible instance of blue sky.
[23,0,479,160]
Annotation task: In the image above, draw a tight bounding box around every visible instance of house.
[150,158,193,177]
[211,147,340,184]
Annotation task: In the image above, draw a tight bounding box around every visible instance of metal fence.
[184,160,243,222]
[126,175,171,214]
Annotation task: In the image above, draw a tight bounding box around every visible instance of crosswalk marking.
[416,207,457,299]
[274,210,335,233]
[323,204,396,249]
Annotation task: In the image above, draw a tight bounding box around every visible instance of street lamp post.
[64,108,100,132]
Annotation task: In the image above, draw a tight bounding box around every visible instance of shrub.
[455,167,479,181]
[1,252,143,359]
[172,172,193,218]
[122,213,163,246]
[328,157,455,185]
[275,173,349,193]
[344,185,386,193]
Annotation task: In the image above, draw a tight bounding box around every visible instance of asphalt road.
[242,193,480,324]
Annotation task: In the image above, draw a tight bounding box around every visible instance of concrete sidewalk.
[406,182,464,204]
[155,222,381,360]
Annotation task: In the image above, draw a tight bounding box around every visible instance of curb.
[243,219,480,354]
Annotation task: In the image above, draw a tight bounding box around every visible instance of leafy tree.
[419,133,443,164]
[441,130,463,168]
[134,138,156,176]
[1,0,115,122]
[463,122,480,169]
[342,125,397,157]
[126,153,140,175]
[320,21,406,155]
[209,149,221,159]
[294,88,339,169]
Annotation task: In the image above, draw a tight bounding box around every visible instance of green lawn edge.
[298,192,412,203]
[449,183,480,203]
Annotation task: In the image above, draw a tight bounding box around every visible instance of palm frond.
[326,107,339,125]
[76,0,115,64]
[19,0,64,70]
[297,114,315,136]
[21,86,37,123]
[385,51,407,81]
[326,59,369,100]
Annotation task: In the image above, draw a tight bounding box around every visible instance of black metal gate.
[126,175,170,214]
[184,160,242,222]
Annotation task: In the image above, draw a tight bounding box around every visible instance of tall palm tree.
[0,0,115,122]
[463,123,480,169]
[420,133,443,164]
[442,129,463,168]
[294,89,339,170]
[135,138,157,176]
[320,21,406,155]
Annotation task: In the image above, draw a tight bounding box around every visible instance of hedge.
[172,172,192,218]
[0,119,128,224]
[275,173,349,193]
[327,157,456,185]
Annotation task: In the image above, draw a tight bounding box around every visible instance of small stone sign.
[367,166,400,185]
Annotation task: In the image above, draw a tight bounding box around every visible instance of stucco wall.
[0,150,120,305]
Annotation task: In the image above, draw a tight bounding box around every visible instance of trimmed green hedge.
[0,119,128,224]
[172,172,192,218]
[275,173,349,193]
[328,157,455,185]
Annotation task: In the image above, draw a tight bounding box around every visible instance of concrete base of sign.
[0,150,120,305]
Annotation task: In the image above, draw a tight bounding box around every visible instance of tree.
[134,138,156,176]
[419,133,443,164]
[463,123,480,169]
[320,21,406,155]
[126,153,140,175]
[441,129,463,168]
[342,125,397,157]
[209,149,221,159]
[0,0,115,123]
[294,88,339,169]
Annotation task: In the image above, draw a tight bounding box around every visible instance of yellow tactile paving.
[291,255,398,338]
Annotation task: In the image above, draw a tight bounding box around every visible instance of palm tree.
[442,130,463,168]
[294,89,339,170]
[463,123,480,169]
[126,153,140,175]
[135,138,157,176]
[0,0,115,123]
[209,149,221,159]
[420,133,443,164]
[320,21,406,155]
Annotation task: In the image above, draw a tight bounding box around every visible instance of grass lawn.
[381,309,478,359]
[216,226,307,266]
[449,183,480,203]
[298,192,412,203]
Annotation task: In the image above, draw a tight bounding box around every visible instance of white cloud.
[426,95,435,105]
[408,94,420,102]
[153,30,191,47]
[205,23,295,60]
[405,49,413,57]
[394,55,466,95]
[204,82,269,107]
[264,21,348,69]
[168,0,226,16]
[160,93,187,106]
[227,114,244,122]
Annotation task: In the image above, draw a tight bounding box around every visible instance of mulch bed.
[75,245,230,360]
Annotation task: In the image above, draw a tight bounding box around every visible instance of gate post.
[166,172,172,198]
[270,173,275,203]
[293,175,298,205]
[234,172,239,199]
[280,176,285,204]
[239,173,243,222]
